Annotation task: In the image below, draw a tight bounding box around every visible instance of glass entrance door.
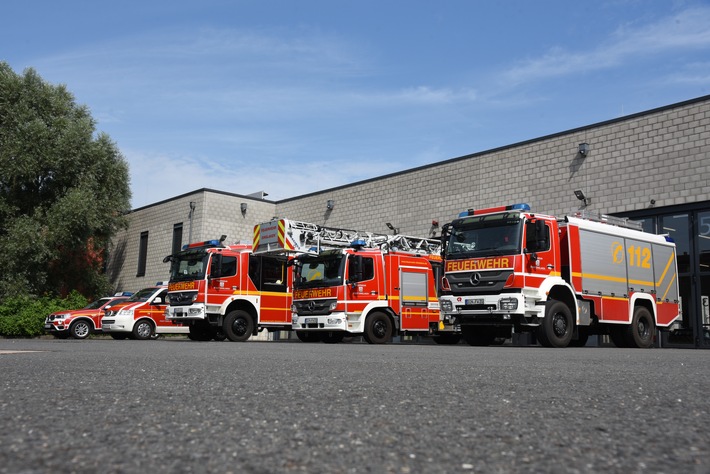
[697,211,710,347]
[660,213,694,346]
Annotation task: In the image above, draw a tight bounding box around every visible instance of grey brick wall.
[107,96,710,292]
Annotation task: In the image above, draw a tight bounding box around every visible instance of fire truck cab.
[439,203,680,348]
[164,239,292,341]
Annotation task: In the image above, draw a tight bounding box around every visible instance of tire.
[625,306,656,349]
[296,331,322,343]
[537,299,574,348]
[432,334,462,345]
[69,320,92,340]
[364,312,393,344]
[224,310,254,342]
[211,328,227,341]
[462,326,496,346]
[132,319,155,340]
[320,331,345,344]
[110,333,129,340]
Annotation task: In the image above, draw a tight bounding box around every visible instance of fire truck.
[439,203,680,348]
[164,238,292,341]
[253,219,459,344]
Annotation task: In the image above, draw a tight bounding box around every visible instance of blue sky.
[4,1,710,208]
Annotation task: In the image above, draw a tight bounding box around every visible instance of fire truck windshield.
[446,217,523,258]
[293,252,345,289]
[168,248,210,282]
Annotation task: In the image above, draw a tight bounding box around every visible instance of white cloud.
[502,6,710,85]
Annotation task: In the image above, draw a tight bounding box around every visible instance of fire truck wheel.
[224,310,253,342]
[132,319,155,340]
[462,326,495,346]
[110,333,129,340]
[296,331,321,343]
[364,312,393,344]
[69,320,92,339]
[626,306,655,348]
[538,300,574,348]
[321,331,344,344]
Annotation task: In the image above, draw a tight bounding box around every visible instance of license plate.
[305,318,318,324]
[44,324,51,329]
[466,299,484,305]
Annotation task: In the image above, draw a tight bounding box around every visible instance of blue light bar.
[350,239,367,249]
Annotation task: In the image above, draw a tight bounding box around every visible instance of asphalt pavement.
[1,337,709,473]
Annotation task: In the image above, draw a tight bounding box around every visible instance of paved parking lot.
[1,337,709,473]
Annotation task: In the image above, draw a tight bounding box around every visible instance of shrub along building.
[106,95,710,348]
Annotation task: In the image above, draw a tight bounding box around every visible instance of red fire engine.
[439,203,680,348]
[253,219,458,344]
[164,238,292,341]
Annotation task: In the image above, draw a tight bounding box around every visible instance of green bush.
[0,291,88,338]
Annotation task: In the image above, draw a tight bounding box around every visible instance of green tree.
[0,62,131,300]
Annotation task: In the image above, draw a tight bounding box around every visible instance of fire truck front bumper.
[166,303,207,322]
[439,294,538,326]
[292,312,351,332]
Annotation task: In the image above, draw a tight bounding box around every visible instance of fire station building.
[106,94,710,348]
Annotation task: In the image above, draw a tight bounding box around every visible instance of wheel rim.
[136,322,152,339]
[232,317,248,336]
[637,318,649,339]
[74,323,90,338]
[373,320,387,338]
[552,312,568,337]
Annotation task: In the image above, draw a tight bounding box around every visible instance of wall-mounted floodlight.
[578,143,590,156]
[326,200,335,211]
[385,222,399,235]
[574,189,591,206]
[240,202,248,215]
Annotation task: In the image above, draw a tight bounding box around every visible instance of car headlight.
[118,309,134,317]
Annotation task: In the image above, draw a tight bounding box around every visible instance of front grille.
[168,291,197,306]
[293,299,336,316]
[447,270,513,296]
[102,319,115,324]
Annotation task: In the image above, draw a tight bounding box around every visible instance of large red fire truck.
[253,219,459,344]
[164,238,292,341]
[439,203,680,348]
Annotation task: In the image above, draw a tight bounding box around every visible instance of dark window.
[525,221,550,253]
[248,255,287,292]
[137,231,149,277]
[349,257,375,281]
[172,223,183,255]
[216,256,238,278]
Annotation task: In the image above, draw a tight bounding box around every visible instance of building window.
[137,231,149,277]
[172,223,183,255]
